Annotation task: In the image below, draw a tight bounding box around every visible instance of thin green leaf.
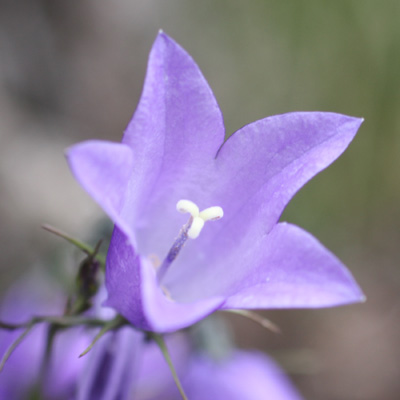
[79,315,126,358]
[41,224,106,266]
[224,309,281,333]
[149,332,188,400]
[0,323,35,372]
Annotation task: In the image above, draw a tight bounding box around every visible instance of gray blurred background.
[0,1,399,399]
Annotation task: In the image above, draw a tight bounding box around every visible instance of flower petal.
[77,328,140,400]
[215,112,363,235]
[220,222,364,309]
[66,140,134,237]
[104,227,224,332]
[141,257,224,333]
[120,31,225,258]
[103,227,150,329]
[185,351,304,400]
[164,112,363,293]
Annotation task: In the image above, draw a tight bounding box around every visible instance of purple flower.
[77,327,140,400]
[77,329,190,400]
[78,328,303,400]
[67,32,364,333]
[183,351,303,400]
[0,275,90,399]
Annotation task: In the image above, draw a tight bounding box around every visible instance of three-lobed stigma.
[157,200,223,283]
[176,199,223,239]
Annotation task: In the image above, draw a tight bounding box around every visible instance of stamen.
[156,200,223,283]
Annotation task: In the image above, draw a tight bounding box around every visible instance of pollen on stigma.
[156,199,223,283]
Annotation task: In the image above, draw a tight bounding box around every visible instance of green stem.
[38,324,57,389]
[150,332,188,400]
[0,315,106,331]
[0,315,117,373]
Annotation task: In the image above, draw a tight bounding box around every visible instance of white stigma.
[176,199,199,217]
[176,199,224,239]
[199,206,224,221]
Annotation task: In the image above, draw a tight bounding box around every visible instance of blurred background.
[0,1,399,399]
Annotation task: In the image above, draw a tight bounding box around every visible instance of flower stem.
[0,315,106,331]
[149,332,188,400]
[0,315,117,372]
[38,324,57,388]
